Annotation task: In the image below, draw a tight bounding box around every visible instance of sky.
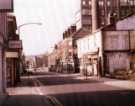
[14,0,80,55]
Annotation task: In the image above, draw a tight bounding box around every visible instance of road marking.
[32,77,63,106]
[32,78,44,95]
[46,96,63,106]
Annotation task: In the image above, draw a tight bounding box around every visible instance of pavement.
[0,75,58,106]
[1,71,135,106]
[77,75,135,90]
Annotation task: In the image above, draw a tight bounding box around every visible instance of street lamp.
[16,22,42,77]
[17,22,42,35]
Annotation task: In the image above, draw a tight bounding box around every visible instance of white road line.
[32,77,63,105]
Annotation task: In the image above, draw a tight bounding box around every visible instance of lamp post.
[17,22,42,35]
[16,22,42,78]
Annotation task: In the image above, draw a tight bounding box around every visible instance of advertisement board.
[0,0,13,12]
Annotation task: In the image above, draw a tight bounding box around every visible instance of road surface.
[3,70,135,106]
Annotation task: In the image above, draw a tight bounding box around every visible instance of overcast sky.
[14,0,80,55]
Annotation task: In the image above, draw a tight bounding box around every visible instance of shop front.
[80,51,101,77]
[6,51,19,86]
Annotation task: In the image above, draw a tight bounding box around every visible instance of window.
[129,0,135,5]
[120,0,128,6]
[82,16,92,25]
[107,0,111,7]
[82,0,86,5]
[82,9,91,15]
[89,1,92,5]
[98,0,104,7]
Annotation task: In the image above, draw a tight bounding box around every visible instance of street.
[2,69,135,106]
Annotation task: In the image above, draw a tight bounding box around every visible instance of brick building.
[48,25,80,73]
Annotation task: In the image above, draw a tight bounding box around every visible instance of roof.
[72,27,91,39]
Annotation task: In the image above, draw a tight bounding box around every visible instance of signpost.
[0,0,13,12]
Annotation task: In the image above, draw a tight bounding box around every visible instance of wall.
[103,31,131,74]
[0,13,7,93]
[103,31,129,51]
[130,31,135,50]
[77,31,102,58]
[105,53,130,74]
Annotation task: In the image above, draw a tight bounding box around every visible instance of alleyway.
[2,70,135,106]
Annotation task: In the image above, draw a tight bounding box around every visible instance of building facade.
[6,13,23,86]
[0,13,8,93]
[80,0,135,33]
[77,15,135,78]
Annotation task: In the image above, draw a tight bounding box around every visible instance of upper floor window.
[89,1,92,5]
[82,0,86,5]
[82,8,91,15]
[98,0,104,7]
[129,0,135,5]
[107,0,111,7]
[120,0,128,6]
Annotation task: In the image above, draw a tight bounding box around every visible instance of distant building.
[49,25,80,73]
[48,50,57,72]
[25,56,36,69]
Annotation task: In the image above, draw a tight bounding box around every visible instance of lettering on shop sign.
[8,40,22,49]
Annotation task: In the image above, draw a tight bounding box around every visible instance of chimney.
[63,32,65,39]
[65,30,68,38]
[92,0,98,32]
[67,28,71,37]
[71,25,76,34]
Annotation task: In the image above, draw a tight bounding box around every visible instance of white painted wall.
[77,31,102,58]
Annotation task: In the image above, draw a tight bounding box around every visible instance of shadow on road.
[48,90,135,106]
[17,72,102,87]
[37,75,101,86]
[6,72,135,106]
[2,95,53,106]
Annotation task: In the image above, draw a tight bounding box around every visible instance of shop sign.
[0,0,13,12]
[8,40,22,49]
[6,52,18,58]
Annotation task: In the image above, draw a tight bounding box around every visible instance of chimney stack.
[63,32,65,39]
[71,25,76,34]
